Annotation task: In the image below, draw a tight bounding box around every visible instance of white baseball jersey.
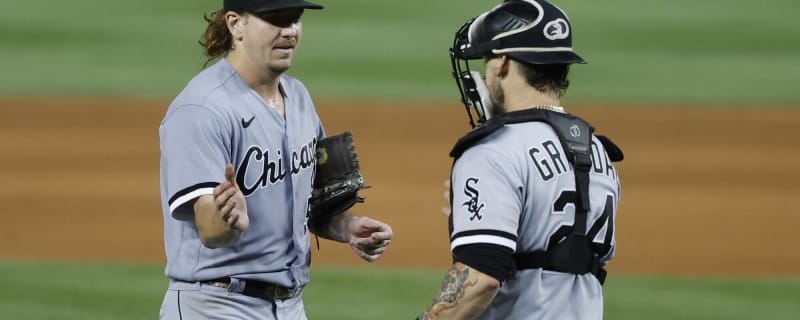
[450,117,621,320]
[159,58,324,289]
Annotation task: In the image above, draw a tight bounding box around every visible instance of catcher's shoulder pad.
[450,109,623,163]
[597,135,624,162]
[450,109,594,159]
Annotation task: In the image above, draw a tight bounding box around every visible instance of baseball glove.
[308,132,368,232]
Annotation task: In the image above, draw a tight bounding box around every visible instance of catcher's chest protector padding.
[449,108,623,285]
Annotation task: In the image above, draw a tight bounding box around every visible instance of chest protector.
[450,108,623,285]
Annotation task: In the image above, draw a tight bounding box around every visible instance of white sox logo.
[462,177,485,221]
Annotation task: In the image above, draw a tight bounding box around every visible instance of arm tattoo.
[310,213,351,243]
[419,264,477,319]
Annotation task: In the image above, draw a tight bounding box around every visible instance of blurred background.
[2,0,799,104]
[1,0,799,319]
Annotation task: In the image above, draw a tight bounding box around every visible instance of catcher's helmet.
[449,0,585,127]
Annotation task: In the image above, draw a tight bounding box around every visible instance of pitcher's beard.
[268,60,292,74]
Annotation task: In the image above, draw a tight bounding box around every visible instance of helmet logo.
[569,124,581,138]
[544,18,570,40]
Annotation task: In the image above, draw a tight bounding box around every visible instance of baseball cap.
[454,0,585,65]
[223,0,323,13]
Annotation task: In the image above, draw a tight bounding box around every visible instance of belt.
[204,277,302,300]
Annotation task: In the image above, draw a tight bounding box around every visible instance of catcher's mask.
[449,0,586,127]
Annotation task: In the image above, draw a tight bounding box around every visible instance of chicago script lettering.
[237,138,317,196]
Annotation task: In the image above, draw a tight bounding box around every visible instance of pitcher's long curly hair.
[200,10,233,67]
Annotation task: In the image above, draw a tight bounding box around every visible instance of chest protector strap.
[451,109,623,286]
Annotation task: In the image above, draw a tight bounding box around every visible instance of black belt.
[204,277,302,300]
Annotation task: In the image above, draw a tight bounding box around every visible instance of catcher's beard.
[488,77,507,116]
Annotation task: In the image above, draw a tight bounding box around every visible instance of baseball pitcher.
[158,1,392,319]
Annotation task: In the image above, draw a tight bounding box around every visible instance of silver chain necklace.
[531,105,565,113]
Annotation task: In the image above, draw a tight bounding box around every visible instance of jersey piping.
[451,229,518,251]
[168,182,218,213]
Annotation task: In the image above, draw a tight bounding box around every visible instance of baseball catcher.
[417,1,623,319]
[308,132,369,233]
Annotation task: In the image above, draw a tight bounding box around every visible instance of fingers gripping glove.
[308,132,368,233]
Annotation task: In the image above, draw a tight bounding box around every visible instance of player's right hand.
[214,164,249,232]
[347,215,393,262]
[442,179,452,217]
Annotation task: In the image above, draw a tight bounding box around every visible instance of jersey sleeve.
[160,105,230,220]
[317,118,326,140]
[449,144,523,282]
[451,145,523,251]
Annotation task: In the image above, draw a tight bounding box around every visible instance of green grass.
[1,0,799,104]
[0,260,166,320]
[603,275,800,320]
[563,0,800,106]
[1,260,799,320]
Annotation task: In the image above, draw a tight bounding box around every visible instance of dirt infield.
[1,98,798,277]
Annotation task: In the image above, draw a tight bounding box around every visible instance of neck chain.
[531,104,565,113]
[267,84,285,107]
[268,96,282,106]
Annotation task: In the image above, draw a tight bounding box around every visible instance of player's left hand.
[348,216,392,262]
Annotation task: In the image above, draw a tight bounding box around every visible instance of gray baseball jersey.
[450,118,620,320]
[159,59,323,288]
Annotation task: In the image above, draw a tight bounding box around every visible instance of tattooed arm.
[312,211,393,262]
[311,210,353,242]
[418,262,500,320]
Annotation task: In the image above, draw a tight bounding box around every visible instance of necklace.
[531,104,565,113]
[266,95,282,107]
